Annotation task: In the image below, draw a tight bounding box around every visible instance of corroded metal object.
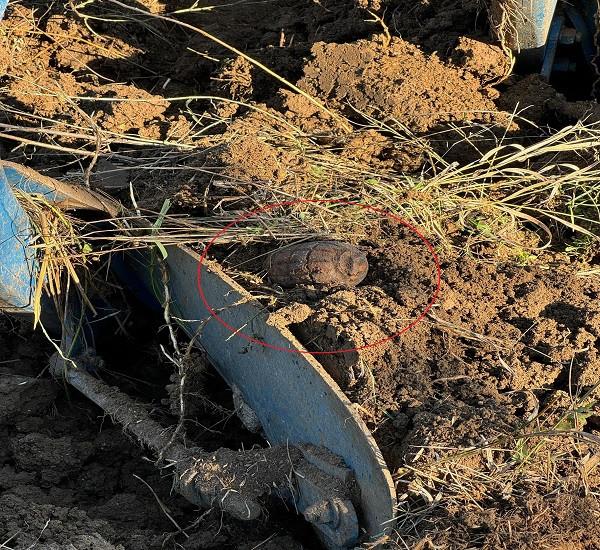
[265,241,368,288]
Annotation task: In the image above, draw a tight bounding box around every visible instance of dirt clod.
[299,36,502,132]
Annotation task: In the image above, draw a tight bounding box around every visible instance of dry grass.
[14,98,599,264]
[13,190,97,325]
[1,1,598,268]
[186,113,600,264]
[390,386,600,547]
[11,101,600,550]
[488,0,521,55]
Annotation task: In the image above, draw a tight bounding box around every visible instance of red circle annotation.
[197,199,441,354]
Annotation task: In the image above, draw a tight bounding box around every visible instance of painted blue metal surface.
[0,164,39,311]
[503,0,558,72]
[512,0,559,51]
[540,14,564,79]
[0,163,72,311]
[0,159,121,315]
[510,0,598,77]
[3,166,71,200]
[539,0,599,80]
[115,245,397,544]
[0,162,395,544]
[563,1,598,64]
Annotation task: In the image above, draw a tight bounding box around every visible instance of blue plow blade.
[0,162,396,547]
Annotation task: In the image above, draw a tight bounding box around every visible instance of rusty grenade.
[264,241,368,288]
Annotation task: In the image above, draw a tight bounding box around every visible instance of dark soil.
[0,314,312,549]
[2,0,600,549]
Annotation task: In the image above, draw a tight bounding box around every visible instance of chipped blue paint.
[0,164,70,311]
[0,164,38,310]
[511,0,598,75]
[113,245,396,545]
[3,166,69,200]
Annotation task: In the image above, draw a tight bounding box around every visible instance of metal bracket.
[51,337,361,549]
[295,444,360,548]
